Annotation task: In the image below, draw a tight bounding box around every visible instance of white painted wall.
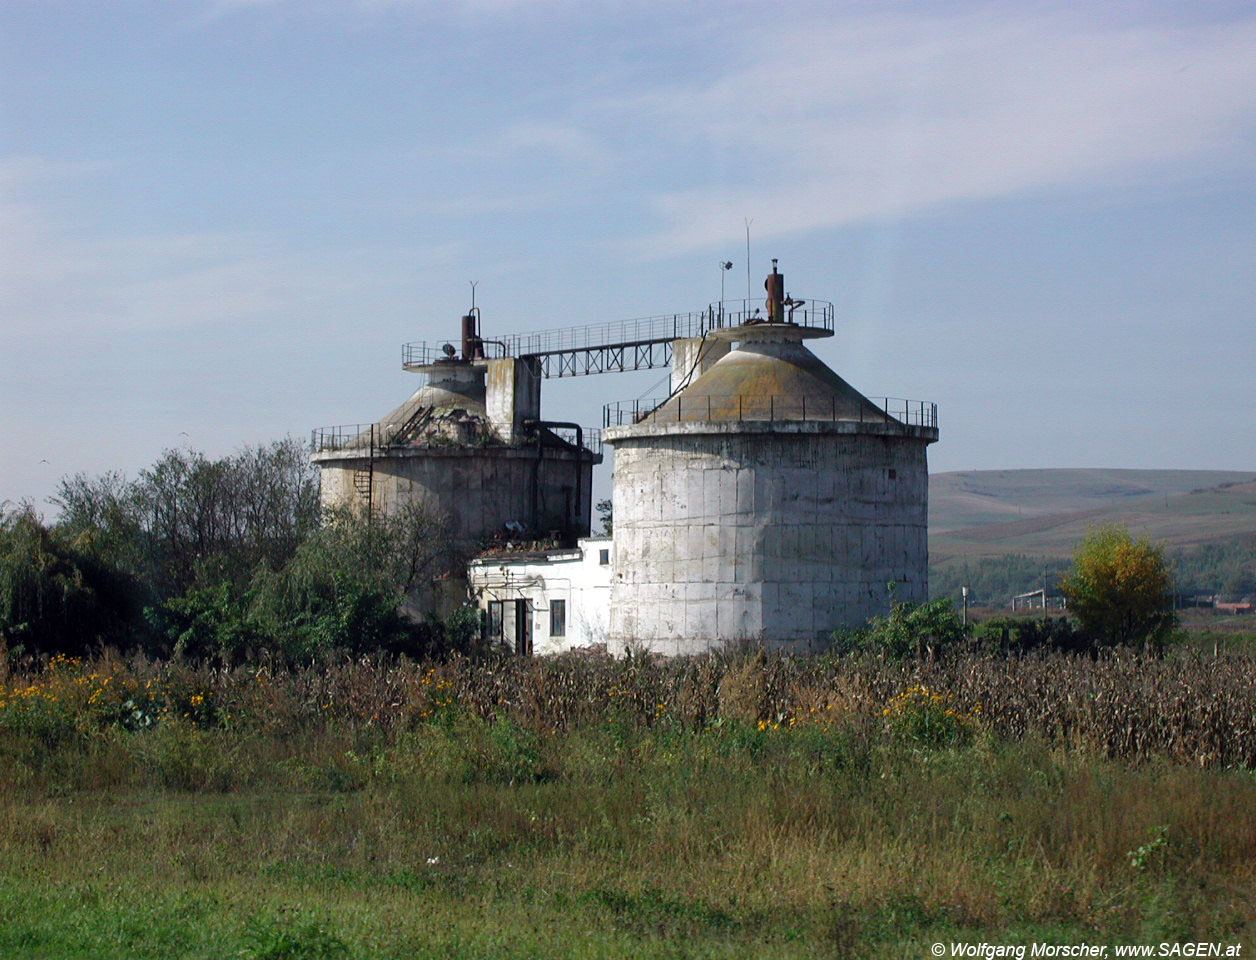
[468,537,613,654]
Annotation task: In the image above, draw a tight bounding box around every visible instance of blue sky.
[3,0,1255,509]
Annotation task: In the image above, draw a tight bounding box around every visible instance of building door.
[513,598,532,656]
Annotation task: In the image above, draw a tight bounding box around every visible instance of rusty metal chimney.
[460,281,485,360]
[461,314,481,360]
[764,259,785,323]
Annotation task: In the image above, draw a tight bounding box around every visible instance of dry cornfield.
[6,646,1253,769]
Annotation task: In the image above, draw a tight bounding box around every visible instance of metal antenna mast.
[719,260,733,323]
[744,218,754,301]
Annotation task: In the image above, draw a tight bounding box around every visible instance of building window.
[550,599,567,638]
[487,601,503,638]
[599,549,610,565]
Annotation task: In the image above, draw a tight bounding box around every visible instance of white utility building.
[467,537,613,654]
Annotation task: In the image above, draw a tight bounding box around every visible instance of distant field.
[930,470,1256,561]
[930,468,1256,534]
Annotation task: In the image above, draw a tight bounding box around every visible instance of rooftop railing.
[541,425,603,458]
[602,395,938,429]
[310,423,377,453]
[310,422,603,456]
[703,298,834,331]
[402,341,512,368]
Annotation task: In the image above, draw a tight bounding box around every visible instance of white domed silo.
[603,269,938,655]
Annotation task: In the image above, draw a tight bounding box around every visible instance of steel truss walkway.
[402,299,834,379]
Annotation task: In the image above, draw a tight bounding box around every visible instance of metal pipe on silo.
[525,419,585,541]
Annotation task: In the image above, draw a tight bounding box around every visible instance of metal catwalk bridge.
[401,298,834,379]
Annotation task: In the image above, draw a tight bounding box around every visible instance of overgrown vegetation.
[2,441,469,664]
[832,593,965,657]
[146,502,461,664]
[0,505,146,656]
[54,440,320,597]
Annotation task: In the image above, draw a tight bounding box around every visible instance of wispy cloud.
[194,0,570,25]
[177,4,1256,256]
[612,8,1256,251]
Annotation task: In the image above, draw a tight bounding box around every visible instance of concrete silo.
[603,264,938,654]
[311,312,601,559]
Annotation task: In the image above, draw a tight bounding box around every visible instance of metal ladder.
[352,424,376,507]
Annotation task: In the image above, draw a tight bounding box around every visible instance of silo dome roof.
[649,326,892,424]
[359,361,493,447]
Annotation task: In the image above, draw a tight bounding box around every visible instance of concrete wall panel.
[316,445,597,550]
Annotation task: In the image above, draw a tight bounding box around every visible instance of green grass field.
[2,651,1254,958]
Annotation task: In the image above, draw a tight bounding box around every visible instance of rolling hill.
[932,480,1256,559]
[930,469,1256,536]
[928,469,1256,602]
[930,470,1256,559]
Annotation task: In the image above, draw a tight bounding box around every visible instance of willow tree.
[1060,525,1176,651]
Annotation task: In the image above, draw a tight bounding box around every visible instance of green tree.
[595,498,613,536]
[1060,525,1176,651]
[53,438,319,599]
[0,504,145,656]
[244,501,453,661]
[143,581,266,663]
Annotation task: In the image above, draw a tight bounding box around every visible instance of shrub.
[145,583,267,663]
[15,443,462,662]
[832,592,965,658]
[245,503,451,661]
[441,604,484,656]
